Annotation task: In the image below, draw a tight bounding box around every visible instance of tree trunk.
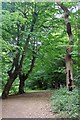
[65,53,74,91]
[19,79,25,94]
[2,78,14,99]
[18,54,36,94]
[2,73,18,99]
[19,74,26,94]
[57,2,74,90]
[2,4,38,98]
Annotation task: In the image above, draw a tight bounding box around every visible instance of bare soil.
[2,91,57,118]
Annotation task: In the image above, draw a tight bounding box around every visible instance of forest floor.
[2,91,58,118]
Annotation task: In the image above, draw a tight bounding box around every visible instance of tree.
[1,2,78,98]
[18,38,40,94]
[2,2,38,99]
[57,2,74,91]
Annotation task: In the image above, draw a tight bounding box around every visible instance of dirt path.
[2,91,56,118]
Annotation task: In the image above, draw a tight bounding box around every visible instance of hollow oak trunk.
[57,2,74,90]
[65,53,74,90]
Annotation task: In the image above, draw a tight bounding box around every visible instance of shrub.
[51,87,79,118]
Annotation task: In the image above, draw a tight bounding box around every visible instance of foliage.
[1,2,79,95]
[25,58,66,90]
[51,87,79,118]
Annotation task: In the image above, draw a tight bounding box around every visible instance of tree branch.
[57,2,72,38]
[20,3,38,67]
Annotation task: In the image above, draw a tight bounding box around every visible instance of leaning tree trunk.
[2,66,21,99]
[57,2,74,91]
[2,78,14,99]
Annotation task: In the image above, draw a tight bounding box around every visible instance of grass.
[25,88,53,93]
[51,87,80,118]
[0,93,2,96]
[8,88,53,96]
[26,89,50,93]
[0,89,2,96]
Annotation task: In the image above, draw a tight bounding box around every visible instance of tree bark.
[57,2,74,90]
[18,54,36,94]
[2,66,21,99]
[18,4,37,94]
[19,73,26,94]
[65,52,73,90]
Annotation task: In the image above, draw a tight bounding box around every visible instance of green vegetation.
[1,2,79,92]
[51,87,79,118]
[0,1,80,117]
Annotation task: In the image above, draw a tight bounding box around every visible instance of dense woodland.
[1,1,80,118]
[1,2,80,100]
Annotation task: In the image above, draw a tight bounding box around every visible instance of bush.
[51,87,79,118]
[25,70,66,90]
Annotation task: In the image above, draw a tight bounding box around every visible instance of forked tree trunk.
[2,4,38,99]
[57,2,74,90]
